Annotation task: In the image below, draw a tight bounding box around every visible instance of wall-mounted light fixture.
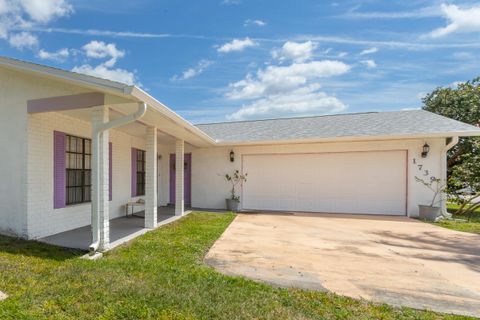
[229,150,235,162]
[421,143,430,158]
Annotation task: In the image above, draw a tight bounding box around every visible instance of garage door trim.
[241,149,408,216]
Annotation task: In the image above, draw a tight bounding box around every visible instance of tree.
[422,77,480,218]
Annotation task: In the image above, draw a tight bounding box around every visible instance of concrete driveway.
[205,213,480,317]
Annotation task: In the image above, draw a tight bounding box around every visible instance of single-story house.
[1,56,479,252]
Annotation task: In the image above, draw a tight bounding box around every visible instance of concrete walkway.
[205,212,480,317]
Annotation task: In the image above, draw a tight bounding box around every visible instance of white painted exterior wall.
[190,139,445,218]
[0,65,451,239]
[27,111,147,238]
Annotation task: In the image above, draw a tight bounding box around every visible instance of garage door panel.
[242,151,407,215]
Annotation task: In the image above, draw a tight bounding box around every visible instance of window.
[136,149,146,196]
[66,135,92,205]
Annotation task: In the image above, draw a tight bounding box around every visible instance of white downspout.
[89,102,147,253]
[440,136,459,218]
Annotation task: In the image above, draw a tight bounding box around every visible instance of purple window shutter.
[53,131,66,209]
[109,142,113,201]
[131,148,137,197]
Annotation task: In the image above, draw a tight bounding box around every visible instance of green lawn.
[0,212,474,319]
[434,203,480,234]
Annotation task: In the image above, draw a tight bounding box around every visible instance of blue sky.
[1,0,480,123]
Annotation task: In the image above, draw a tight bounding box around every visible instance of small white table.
[125,201,144,217]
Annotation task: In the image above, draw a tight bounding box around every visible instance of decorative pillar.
[175,139,184,216]
[91,105,110,251]
[145,126,158,228]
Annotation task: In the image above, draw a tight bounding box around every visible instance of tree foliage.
[422,77,480,217]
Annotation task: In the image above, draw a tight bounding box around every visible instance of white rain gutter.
[440,136,459,217]
[89,102,147,253]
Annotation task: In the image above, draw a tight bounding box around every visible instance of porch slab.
[39,207,181,251]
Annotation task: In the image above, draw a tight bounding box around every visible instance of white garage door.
[242,151,407,215]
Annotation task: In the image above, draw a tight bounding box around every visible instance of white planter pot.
[418,205,441,222]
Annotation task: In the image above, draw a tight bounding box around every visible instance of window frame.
[136,149,146,196]
[65,134,92,205]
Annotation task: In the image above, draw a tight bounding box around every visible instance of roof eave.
[213,131,480,146]
[127,86,217,145]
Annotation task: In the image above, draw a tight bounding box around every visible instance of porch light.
[229,150,235,162]
[421,143,430,158]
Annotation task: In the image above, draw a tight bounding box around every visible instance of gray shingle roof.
[195,110,480,143]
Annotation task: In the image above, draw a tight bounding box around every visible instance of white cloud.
[82,40,124,67]
[217,37,257,53]
[171,60,213,81]
[228,60,350,100]
[8,31,37,49]
[244,19,266,27]
[427,4,480,38]
[271,41,318,63]
[228,84,346,121]
[359,47,378,55]
[361,59,377,68]
[342,6,440,19]
[226,59,350,120]
[72,64,136,85]
[337,52,348,58]
[0,0,72,45]
[38,47,69,61]
[19,0,72,23]
[72,41,137,85]
[221,0,241,5]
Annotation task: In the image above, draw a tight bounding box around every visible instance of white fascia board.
[0,56,130,96]
[127,86,216,145]
[213,131,480,147]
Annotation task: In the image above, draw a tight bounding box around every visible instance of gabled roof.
[0,56,216,146]
[196,110,480,145]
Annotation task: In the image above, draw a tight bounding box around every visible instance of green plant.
[415,176,446,207]
[225,170,247,201]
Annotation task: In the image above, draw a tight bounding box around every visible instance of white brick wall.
[27,111,147,239]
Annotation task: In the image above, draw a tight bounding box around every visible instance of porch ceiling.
[60,100,211,147]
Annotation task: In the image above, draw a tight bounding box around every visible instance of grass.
[433,203,480,234]
[0,212,475,319]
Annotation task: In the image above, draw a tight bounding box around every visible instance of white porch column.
[145,126,158,228]
[175,139,184,216]
[91,105,110,251]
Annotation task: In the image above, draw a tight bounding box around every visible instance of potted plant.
[415,176,446,221]
[225,170,247,211]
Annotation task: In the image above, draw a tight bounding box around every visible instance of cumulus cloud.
[217,37,257,53]
[427,4,480,38]
[361,59,377,68]
[227,60,350,100]
[244,19,266,27]
[19,0,72,23]
[0,0,72,47]
[171,60,213,81]
[82,40,124,67]
[72,41,137,85]
[38,47,69,61]
[228,84,346,121]
[226,59,350,120]
[8,31,37,49]
[72,64,136,85]
[359,47,378,55]
[271,41,318,63]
